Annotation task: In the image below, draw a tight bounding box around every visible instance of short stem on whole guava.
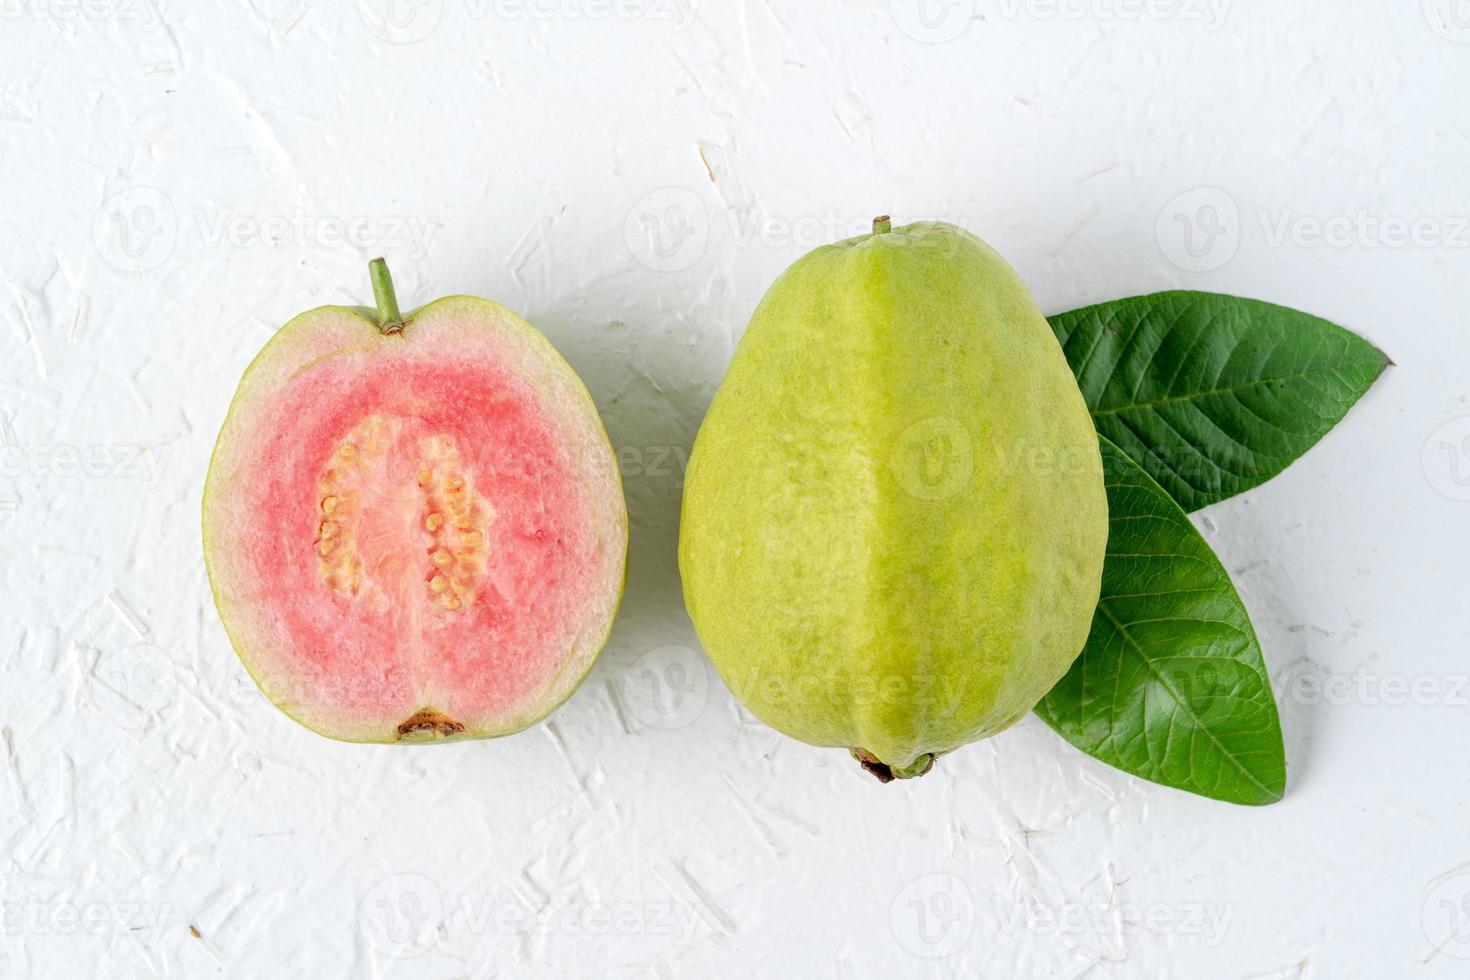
[369,257,404,334]
[872,215,893,235]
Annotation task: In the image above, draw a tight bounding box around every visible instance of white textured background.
[1,1,1467,977]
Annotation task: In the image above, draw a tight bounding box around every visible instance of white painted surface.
[0,2,1466,977]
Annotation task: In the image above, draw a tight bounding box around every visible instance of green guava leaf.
[1048,292,1389,511]
[1035,437,1286,806]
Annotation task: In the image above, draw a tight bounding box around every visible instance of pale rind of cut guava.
[678,220,1108,776]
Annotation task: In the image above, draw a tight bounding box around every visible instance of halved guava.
[203,260,627,743]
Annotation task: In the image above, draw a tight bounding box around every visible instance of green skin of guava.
[678,219,1108,780]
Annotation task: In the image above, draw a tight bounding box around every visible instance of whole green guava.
[678,218,1108,781]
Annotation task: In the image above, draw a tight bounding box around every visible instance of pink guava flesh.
[204,297,627,742]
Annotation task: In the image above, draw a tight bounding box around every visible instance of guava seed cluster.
[313,414,494,615]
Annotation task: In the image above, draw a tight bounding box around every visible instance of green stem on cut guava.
[369,257,405,334]
[872,215,893,235]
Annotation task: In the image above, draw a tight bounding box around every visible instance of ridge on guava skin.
[678,217,1108,781]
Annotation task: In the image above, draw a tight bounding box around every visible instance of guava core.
[678,219,1108,780]
[203,260,627,742]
